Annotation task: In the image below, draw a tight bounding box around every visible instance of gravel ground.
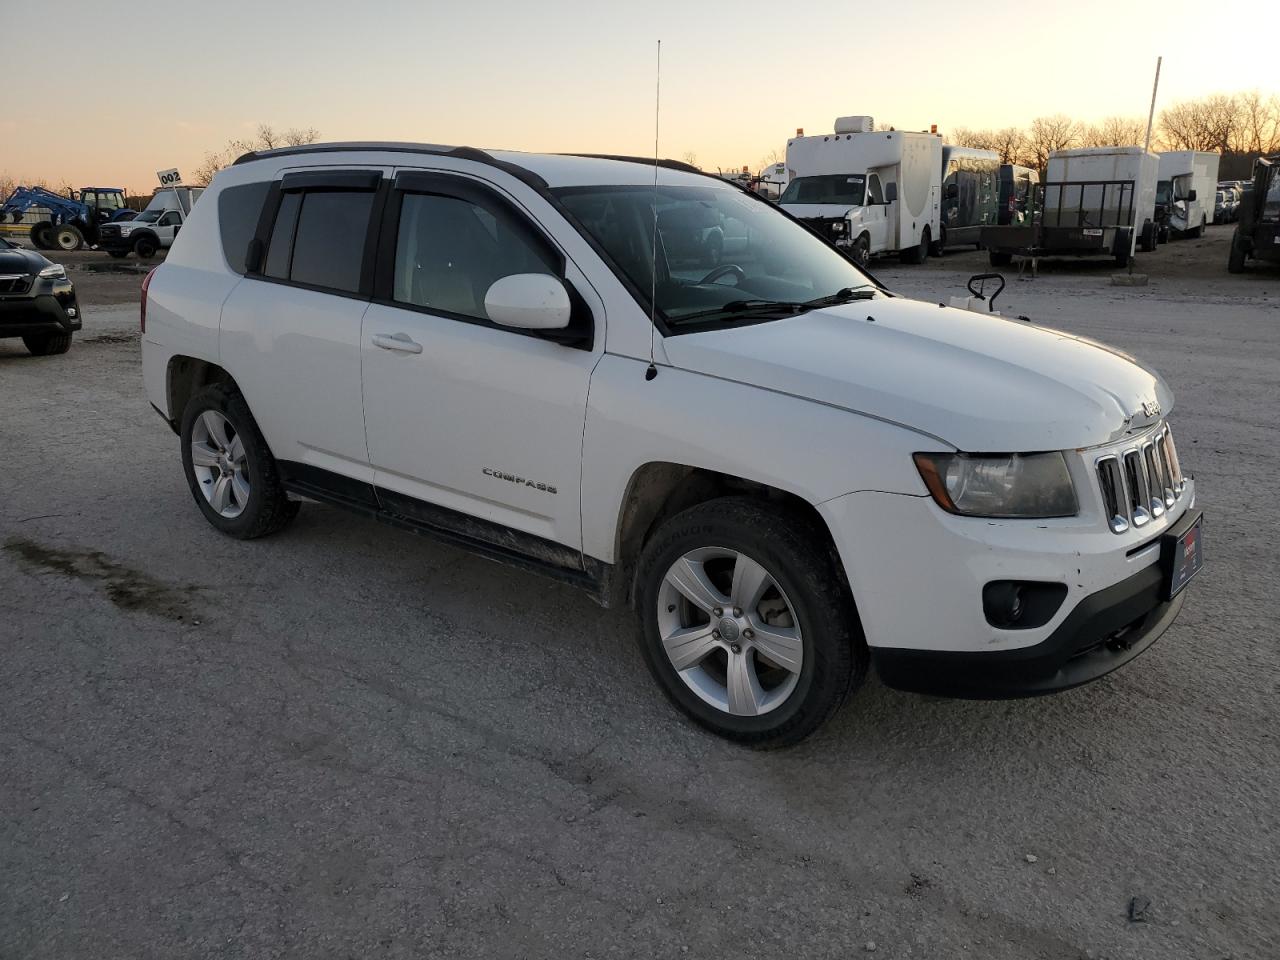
[2,228,1278,959]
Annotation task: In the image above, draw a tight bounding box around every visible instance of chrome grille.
[1096,425,1185,534]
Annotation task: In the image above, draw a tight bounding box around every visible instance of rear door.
[359,170,601,551]
[219,167,389,480]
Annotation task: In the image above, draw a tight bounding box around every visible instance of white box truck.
[779,117,942,265]
[1157,150,1220,239]
[983,146,1159,266]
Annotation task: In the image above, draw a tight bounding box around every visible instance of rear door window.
[261,184,378,294]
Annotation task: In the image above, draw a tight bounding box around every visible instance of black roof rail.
[560,153,704,176]
[230,142,550,190]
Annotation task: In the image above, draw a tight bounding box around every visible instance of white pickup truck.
[98,186,203,259]
[140,143,1203,746]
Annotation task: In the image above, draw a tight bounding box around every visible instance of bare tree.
[680,151,699,169]
[1233,90,1280,153]
[948,127,997,150]
[1081,116,1147,148]
[1026,115,1082,171]
[193,124,322,186]
[1160,95,1237,153]
[991,127,1032,166]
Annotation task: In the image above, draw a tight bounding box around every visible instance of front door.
[360,172,600,551]
[863,173,891,253]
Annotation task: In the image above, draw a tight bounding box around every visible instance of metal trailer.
[982,148,1159,266]
[1228,155,1280,273]
[939,146,1001,250]
[997,164,1038,226]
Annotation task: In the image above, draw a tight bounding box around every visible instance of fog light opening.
[982,581,1069,630]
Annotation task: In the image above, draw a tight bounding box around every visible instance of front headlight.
[913,452,1078,518]
[119,226,134,235]
[38,264,67,281]
[831,221,846,233]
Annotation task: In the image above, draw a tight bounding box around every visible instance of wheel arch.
[165,355,240,430]
[610,462,851,609]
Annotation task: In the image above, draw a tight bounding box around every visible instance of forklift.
[1228,156,1280,273]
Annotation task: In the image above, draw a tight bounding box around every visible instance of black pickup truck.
[0,238,81,355]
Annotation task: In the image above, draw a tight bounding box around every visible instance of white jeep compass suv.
[141,143,1203,746]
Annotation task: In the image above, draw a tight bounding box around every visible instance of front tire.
[635,497,867,748]
[22,332,72,355]
[852,234,870,267]
[180,384,299,539]
[133,234,159,259]
[930,225,946,258]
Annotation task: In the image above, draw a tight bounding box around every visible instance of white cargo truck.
[779,117,942,265]
[1157,151,1220,239]
[983,146,1159,266]
[97,186,204,259]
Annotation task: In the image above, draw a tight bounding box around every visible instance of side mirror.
[484,273,571,331]
[1187,189,1197,202]
[885,182,899,203]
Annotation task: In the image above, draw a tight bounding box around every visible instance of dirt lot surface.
[2,226,1278,959]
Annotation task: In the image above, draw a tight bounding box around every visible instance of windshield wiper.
[801,286,877,308]
[672,299,805,325]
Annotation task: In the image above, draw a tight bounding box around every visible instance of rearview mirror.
[484,274,572,331]
[885,182,899,203]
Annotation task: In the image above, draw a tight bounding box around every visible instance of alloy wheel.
[656,547,804,716]
[190,410,250,518]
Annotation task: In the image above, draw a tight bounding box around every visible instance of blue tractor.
[1,185,131,251]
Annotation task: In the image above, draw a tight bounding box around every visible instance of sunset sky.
[3,0,1274,193]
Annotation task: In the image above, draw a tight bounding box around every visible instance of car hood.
[662,297,1173,451]
[0,246,48,274]
[779,202,856,219]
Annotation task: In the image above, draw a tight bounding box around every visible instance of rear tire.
[900,227,930,265]
[22,332,72,356]
[634,497,867,748]
[1227,233,1247,273]
[30,222,54,249]
[179,383,299,539]
[53,224,84,251]
[930,225,946,258]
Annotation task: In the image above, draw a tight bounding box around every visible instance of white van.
[779,118,942,265]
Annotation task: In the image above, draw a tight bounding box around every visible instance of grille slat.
[0,274,31,295]
[1095,423,1185,535]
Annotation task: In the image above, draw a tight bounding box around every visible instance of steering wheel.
[699,264,745,285]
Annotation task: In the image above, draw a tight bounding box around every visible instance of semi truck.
[982,147,1159,266]
[939,146,1001,250]
[1156,150,1219,240]
[779,117,942,265]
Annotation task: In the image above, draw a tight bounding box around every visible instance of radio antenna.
[645,39,661,382]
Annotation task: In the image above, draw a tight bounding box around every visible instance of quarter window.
[392,192,557,321]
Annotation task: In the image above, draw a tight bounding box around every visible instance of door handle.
[371,332,423,354]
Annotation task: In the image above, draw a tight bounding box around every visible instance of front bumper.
[0,285,81,337]
[819,456,1198,696]
[871,529,1190,698]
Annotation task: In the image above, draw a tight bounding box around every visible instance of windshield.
[133,209,162,223]
[553,183,875,329]
[779,174,866,206]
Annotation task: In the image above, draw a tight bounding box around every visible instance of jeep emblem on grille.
[1140,399,1162,419]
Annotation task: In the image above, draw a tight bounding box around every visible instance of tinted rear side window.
[217,181,270,274]
[289,191,376,293]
